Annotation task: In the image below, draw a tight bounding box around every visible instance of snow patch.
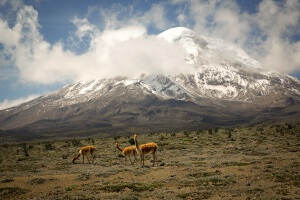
[78,80,98,94]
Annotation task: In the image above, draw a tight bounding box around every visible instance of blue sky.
[0,0,299,109]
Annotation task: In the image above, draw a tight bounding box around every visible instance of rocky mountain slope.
[0,27,299,138]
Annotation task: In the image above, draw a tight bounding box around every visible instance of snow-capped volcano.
[37,27,299,104]
[1,27,299,138]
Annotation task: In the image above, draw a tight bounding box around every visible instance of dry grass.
[0,123,300,199]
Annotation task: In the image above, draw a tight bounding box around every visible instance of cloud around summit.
[0,5,191,84]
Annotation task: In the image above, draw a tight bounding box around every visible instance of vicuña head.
[132,133,158,167]
[72,145,96,164]
[115,141,137,165]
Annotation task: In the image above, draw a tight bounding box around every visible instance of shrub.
[256,127,264,132]
[128,138,135,145]
[65,185,77,191]
[86,138,95,144]
[114,136,120,141]
[228,132,232,139]
[28,178,46,185]
[183,131,190,137]
[44,143,54,150]
[1,178,14,183]
[72,138,81,147]
[225,128,234,139]
[99,182,163,193]
[287,123,293,130]
[21,143,29,157]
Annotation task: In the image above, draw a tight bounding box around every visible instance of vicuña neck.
[134,137,140,150]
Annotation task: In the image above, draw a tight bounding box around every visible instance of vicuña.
[115,142,137,165]
[133,134,158,167]
[72,145,96,164]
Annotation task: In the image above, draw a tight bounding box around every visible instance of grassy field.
[0,123,300,199]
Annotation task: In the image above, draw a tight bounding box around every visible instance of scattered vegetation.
[0,187,28,198]
[28,178,46,185]
[72,138,81,147]
[177,191,212,199]
[0,123,299,199]
[99,182,163,193]
[218,161,249,167]
[1,178,14,183]
[188,170,221,178]
[65,185,77,191]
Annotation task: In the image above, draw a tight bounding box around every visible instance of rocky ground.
[0,123,300,199]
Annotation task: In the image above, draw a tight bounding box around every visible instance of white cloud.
[98,4,126,29]
[174,0,300,74]
[261,38,300,73]
[186,0,250,46]
[254,0,300,73]
[96,2,172,31]
[177,14,186,23]
[85,28,192,78]
[0,6,191,84]
[139,3,172,30]
[0,94,40,110]
[0,16,20,46]
[71,17,97,41]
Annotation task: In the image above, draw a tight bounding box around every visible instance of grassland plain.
[0,124,299,199]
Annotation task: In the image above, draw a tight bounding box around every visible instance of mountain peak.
[159,27,262,69]
[158,27,195,42]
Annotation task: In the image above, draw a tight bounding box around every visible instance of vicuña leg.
[86,154,91,164]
